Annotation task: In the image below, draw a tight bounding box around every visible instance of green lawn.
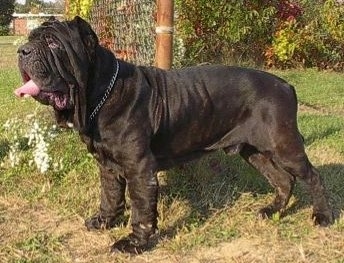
[0,36,20,70]
[275,69,344,115]
[0,36,343,262]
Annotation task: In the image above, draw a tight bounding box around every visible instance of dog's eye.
[48,42,59,49]
[46,36,59,49]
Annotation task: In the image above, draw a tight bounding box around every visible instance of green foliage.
[320,0,344,42]
[0,0,15,35]
[67,0,94,19]
[175,0,277,66]
[271,20,299,64]
[267,0,344,70]
[175,0,344,70]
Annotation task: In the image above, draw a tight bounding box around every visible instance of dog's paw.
[258,205,275,219]
[110,235,148,254]
[312,211,334,227]
[85,214,122,231]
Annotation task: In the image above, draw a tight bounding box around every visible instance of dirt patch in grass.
[299,103,344,117]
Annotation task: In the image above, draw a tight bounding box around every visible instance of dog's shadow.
[158,151,344,239]
[288,163,344,220]
[158,152,269,239]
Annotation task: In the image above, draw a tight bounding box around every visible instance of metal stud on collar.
[89,59,120,121]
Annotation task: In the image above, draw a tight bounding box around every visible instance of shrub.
[175,0,344,70]
[0,25,10,36]
[175,0,277,66]
[0,0,15,36]
[268,0,344,70]
[66,0,94,19]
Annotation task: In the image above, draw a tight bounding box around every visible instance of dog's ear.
[72,16,99,59]
[72,84,88,133]
[56,16,98,133]
[68,17,100,133]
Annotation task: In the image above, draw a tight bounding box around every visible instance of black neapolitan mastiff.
[15,17,333,254]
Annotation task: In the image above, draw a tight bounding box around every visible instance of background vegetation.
[0,0,15,35]
[66,0,93,19]
[4,0,344,70]
[175,0,344,70]
[0,0,64,36]
[14,0,64,14]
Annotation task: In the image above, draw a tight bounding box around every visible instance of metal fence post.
[155,0,174,70]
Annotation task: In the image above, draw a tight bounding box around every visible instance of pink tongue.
[14,79,40,97]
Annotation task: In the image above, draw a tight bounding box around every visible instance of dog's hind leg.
[268,133,333,226]
[238,144,296,218]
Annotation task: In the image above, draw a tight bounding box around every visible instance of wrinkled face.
[16,25,74,111]
[14,17,98,129]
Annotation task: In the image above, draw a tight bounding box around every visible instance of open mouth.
[15,71,40,98]
[22,71,31,83]
[14,71,69,110]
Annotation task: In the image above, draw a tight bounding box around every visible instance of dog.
[14,16,333,254]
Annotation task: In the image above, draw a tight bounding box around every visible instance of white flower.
[3,115,62,174]
[8,144,20,167]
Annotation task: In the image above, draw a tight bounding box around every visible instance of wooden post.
[155,0,174,70]
[65,0,69,17]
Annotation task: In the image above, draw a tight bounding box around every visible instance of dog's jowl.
[14,17,333,254]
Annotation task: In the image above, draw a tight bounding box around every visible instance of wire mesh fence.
[89,0,156,66]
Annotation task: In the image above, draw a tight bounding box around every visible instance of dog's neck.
[87,46,120,122]
[89,59,119,121]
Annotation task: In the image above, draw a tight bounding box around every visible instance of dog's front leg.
[111,155,159,254]
[85,165,127,230]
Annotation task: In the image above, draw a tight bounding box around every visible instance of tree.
[0,0,15,35]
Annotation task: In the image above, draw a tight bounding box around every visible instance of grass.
[0,36,20,69]
[0,36,344,262]
[275,69,344,115]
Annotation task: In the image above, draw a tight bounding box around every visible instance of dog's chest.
[81,134,125,175]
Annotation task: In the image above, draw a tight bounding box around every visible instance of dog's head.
[15,16,99,130]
